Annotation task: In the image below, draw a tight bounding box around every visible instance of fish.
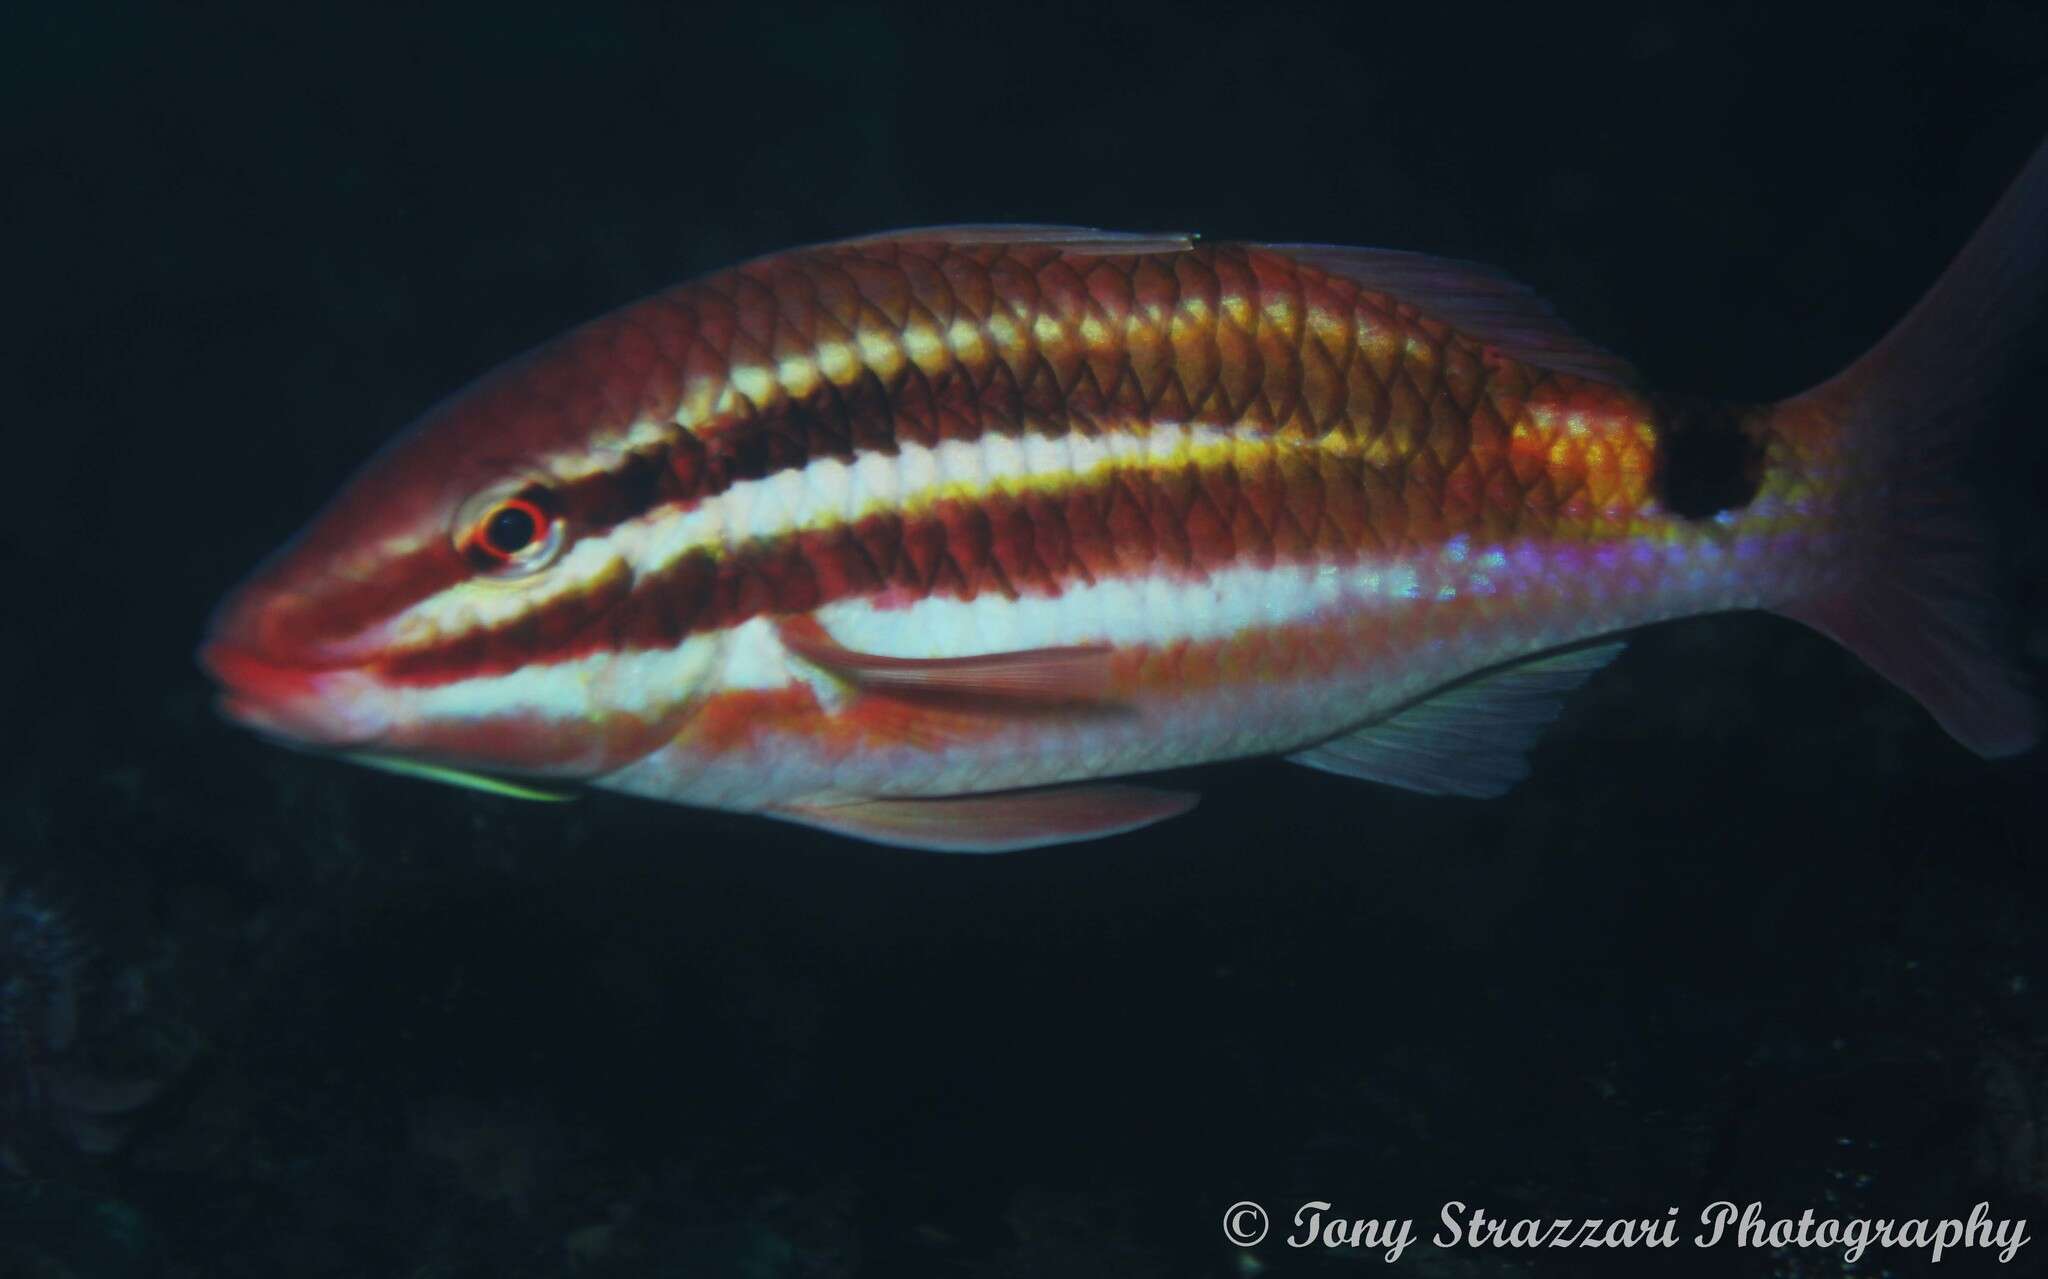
[200,150,2044,853]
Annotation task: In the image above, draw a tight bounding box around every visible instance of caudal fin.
[1775,140,2045,758]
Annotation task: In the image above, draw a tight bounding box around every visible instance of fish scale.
[203,161,2045,850]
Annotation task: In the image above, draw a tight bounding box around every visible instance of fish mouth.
[198,639,392,751]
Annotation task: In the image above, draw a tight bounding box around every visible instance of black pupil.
[485,504,538,554]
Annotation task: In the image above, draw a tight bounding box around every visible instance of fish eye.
[455,482,565,576]
[482,499,543,556]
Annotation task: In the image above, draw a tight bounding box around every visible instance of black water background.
[5,3,2047,1276]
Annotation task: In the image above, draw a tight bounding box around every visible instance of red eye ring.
[473,496,549,562]
[457,484,565,575]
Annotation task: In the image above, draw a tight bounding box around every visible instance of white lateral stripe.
[360,418,1275,646]
[355,413,1758,680]
[817,558,1363,658]
[658,419,1253,576]
[355,532,1587,731]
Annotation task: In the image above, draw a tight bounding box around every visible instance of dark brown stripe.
[373,439,1545,687]
[369,241,1638,687]
[538,242,1502,547]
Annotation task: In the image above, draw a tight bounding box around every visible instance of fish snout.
[199,590,392,749]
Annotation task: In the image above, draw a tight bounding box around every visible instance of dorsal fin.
[805,227,1631,379]
[828,224,1197,256]
[1264,243,1638,385]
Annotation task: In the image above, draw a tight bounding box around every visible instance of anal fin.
[771,784,1197,853]
[1288,642,1625,798]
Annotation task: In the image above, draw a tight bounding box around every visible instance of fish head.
[200,328,711,783]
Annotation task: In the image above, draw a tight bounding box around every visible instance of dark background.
[5,2,2047,1276]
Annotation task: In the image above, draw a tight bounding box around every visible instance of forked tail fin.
[1774,140,2045,758]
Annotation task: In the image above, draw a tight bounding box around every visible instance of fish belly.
[594,513,1780,812]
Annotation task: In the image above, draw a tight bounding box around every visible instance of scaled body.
[202,179,2042,850]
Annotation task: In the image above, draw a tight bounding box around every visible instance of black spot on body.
[1652,394,1765,518]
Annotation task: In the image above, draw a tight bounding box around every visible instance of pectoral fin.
[771,784,1197,853]
[776,616,1117,706]
[1288,642,1625,797]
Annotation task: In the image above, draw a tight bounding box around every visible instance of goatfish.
[200,146,2043,852]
